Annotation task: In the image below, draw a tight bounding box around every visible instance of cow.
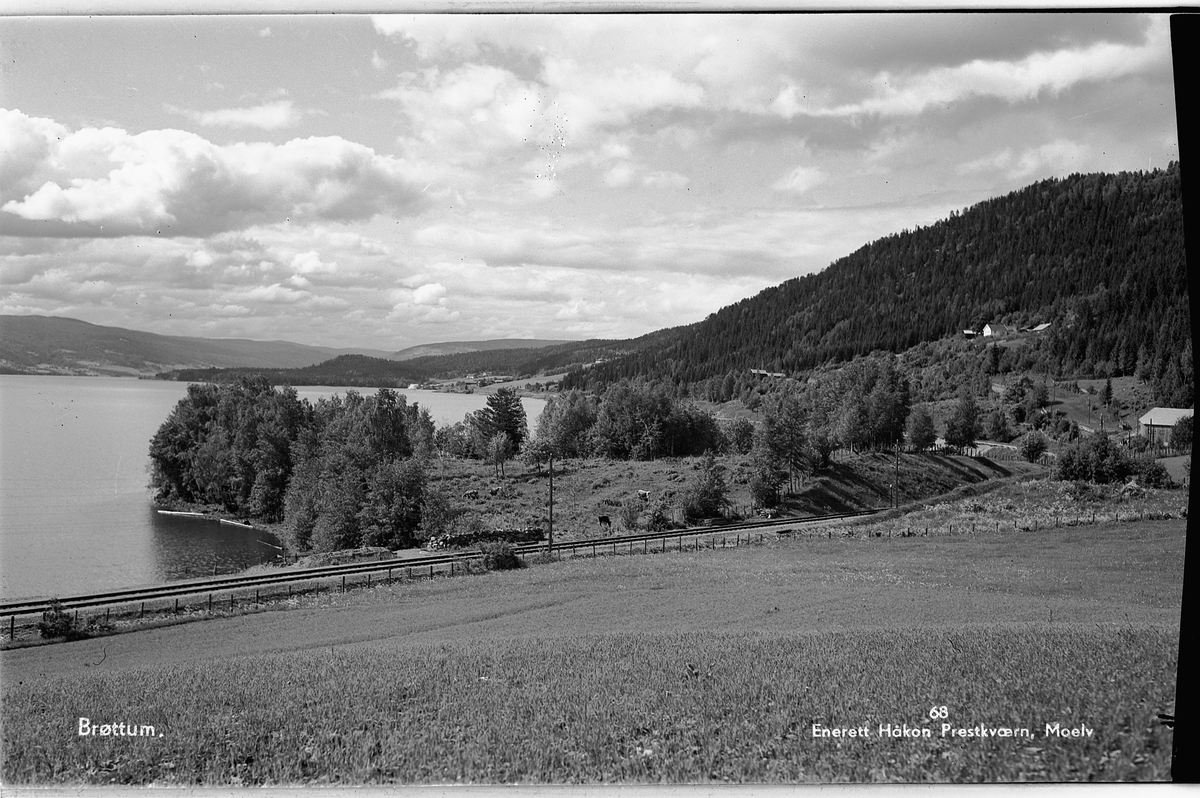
[636,490,650,501]
[598,515,612,531]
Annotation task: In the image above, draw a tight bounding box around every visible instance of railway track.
[0,508,881,620]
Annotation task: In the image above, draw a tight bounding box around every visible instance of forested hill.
[565,164,1190,404]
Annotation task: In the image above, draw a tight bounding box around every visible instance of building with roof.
[983,323,1012,337]
[1137,407,1193,444]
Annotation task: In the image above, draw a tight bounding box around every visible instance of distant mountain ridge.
[390,339,574,361]
[0,315,392,376]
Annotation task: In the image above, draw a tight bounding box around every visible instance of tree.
[944,393,981,450]
[680,451,729,522]
[1101,375,1114,407]
[748,435,786,509]
[906,405,937,452]
[727,416,756,455]
[1017,431,1049,462]
[478,388,528,452]
[533,389,598,458]
[763,393,808,493]
[488,433,515,478]
[358,459,426,549]
[1171,415,1193,451]
[983,409,1013,443]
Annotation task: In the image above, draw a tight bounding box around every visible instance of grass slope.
[1,509,1184,785]
[422,451,1042,540]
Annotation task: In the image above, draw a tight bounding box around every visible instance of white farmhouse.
[983,323,1012,337]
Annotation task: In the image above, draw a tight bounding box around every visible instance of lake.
[0,375,545,601]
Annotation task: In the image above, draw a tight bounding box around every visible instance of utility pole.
[547,453,554,553]
[894,446,900,508]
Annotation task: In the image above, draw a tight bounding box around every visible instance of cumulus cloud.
[167,99,302,130]
[0,109,426,237]
[290,250,336,274]
[412,282,447,305]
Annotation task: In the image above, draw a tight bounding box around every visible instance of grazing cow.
[636,490,650,501]
[461,490,480,500]
[598,515,612,531]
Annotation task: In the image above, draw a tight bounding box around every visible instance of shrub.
[617,500,641,530]
[1056,434,1134,484]
[37,599,85,640]
[1018,431,1049,462]
[1131,458,1174,489]
[477,542,525,571]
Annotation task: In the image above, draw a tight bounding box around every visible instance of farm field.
[1,491,1184,785]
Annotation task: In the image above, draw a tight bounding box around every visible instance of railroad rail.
[0,508,881,621]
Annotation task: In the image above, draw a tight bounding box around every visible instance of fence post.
[255,590,259,605]
[644,540,648,554]
[1033,519,1037,532]
[208,594,212,612]
[430,565,434,579]
[106,607,110,624]
[174,598,179,614]
[230,595,234,611]
[8,615,13,640]
[140,602,145,618]
[341,576,346,593]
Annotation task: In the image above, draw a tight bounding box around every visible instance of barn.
[1137,407,1193,445]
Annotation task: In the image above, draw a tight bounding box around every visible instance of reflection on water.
[148,507,284,582]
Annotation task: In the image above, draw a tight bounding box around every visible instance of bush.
[1056,434,1134,484]
[617,500,641,530]
[37,599,87,640]
[1131,458,1174,489]
[1018,432,1049,462]
[477,541,525,571]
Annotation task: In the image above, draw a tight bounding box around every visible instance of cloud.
[371,50,388,70]
[808,22,1169,120]
[772,165,826,195]
[0,110,426,237]
[290,250,336,274]
[412,282,447,305]
[258,27,271,38]
[167,99,302,130]
[957,139,1090,180]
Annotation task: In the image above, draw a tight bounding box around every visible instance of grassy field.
[1,478,1184,785]
[1,627,1177,785]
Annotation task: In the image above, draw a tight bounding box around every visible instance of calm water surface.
[0,375,544,600]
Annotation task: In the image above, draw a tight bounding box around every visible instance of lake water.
[0,375,545,600]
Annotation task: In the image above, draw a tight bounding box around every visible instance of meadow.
[1,479,1184,785]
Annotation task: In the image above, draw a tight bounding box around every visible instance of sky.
[0,13,1181,352]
